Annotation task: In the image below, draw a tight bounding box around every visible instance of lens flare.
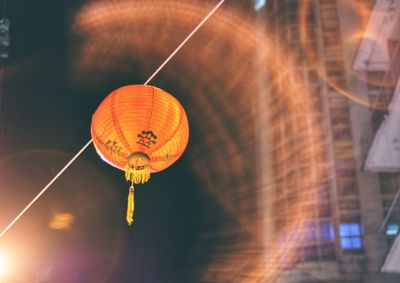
[70,0,329,281]
[0,150,123,282]
[0,253,7,278]
[69,0,387,281]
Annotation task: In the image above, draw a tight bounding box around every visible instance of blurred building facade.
[98,0,400,282]
[256,0,400,282]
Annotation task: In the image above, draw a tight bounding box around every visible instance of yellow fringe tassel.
[124,153,151,225]
[126,186,135,225]
[125,165,151,184]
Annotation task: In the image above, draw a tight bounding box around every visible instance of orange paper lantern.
[91,84,189,225]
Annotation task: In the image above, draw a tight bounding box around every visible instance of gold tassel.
[124,165,151,184]
[124,152,151,225]
[126,186,135,225]
[124,152,151,185]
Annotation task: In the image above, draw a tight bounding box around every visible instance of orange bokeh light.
[49,213,75,230]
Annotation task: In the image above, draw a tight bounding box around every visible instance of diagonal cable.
[0,0,225,238]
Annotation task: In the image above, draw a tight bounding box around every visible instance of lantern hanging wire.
[0,0,226,238]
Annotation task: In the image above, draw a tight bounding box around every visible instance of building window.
[320,221,335,241]
[339,223,363,250]
[386,223,399,236]
[305,221,335,243]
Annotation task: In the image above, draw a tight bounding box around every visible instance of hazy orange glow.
[72,0,326,281]
[49,213,75,230]
[0,253,7,278]
[70,0,392,281]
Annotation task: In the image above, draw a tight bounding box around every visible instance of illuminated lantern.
[91,85,189,225]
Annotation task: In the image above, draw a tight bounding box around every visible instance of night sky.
[0,1,211,282]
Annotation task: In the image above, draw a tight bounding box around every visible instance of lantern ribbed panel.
[91,85,189,172]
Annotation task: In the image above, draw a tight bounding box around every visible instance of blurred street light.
[0,253,7,278]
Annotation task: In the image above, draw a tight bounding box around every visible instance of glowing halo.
[71,0,332,281]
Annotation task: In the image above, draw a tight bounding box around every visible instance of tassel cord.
[126,185,135,225]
